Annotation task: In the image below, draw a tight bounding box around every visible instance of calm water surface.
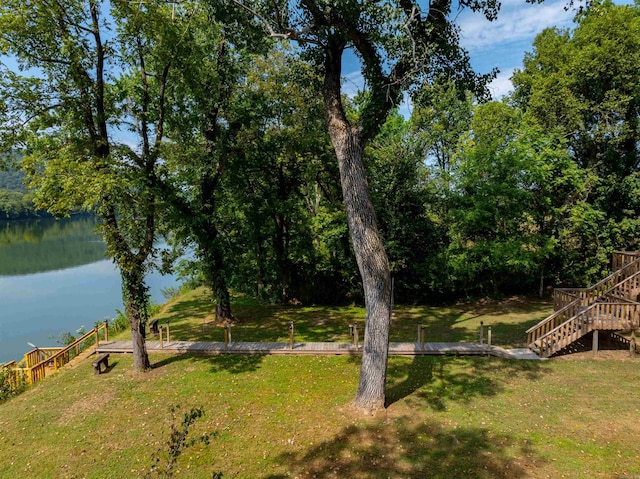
[0,217,179,363]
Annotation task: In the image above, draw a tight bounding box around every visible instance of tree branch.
[229,0,322,45]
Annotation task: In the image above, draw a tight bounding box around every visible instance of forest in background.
[0,0,637,306]
[0,167,46,220]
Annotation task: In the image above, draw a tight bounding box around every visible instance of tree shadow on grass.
[152,352,266,375]
[385,355,550,410]
[103,359,119,374]
[390,297,551,346]
[265,416,538,478]
[206,354,266,374]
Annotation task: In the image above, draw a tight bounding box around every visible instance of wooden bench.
[92,353,110,375]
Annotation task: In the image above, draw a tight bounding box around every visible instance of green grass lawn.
[2,292,639,478]
[144,288,551,348]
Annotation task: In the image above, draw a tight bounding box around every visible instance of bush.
[0,366,27,403]
[109,310,130,336]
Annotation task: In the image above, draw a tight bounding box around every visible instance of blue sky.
[457,0,578,98]
[342,0,624,109]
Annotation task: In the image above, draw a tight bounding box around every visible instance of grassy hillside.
[1,293,639,478]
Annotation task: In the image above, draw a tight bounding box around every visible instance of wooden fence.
[2,321,109,387]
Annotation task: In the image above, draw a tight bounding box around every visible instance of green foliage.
[1,0,637,310]
[161,287,181,301]
[0,167,26,192]
[513,0,640,177]
[512,0,640,284]
[447,102,588,295]
[109,309,130,336]
[0,188,41,219]
[0,366,26,403]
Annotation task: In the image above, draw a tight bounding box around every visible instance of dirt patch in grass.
[56,390,116,426]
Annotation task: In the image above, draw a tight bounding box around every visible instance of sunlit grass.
[134,287,551,349]
[1,352,639,478]
[3,291,639,478]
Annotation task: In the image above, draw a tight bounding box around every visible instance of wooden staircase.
[527,252,640,358]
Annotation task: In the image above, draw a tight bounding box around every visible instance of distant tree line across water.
[0,168,49,220]
[0,216,106,275]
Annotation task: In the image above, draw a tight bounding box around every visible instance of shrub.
[0,366,26,403]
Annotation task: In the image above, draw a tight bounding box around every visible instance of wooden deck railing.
[526,297,582,346]
[601,271,640,302]
[528,252,640,356]
[612,251,640,271]
[552,256,640,312]
[536,302,640,357]
[5,321,109,386]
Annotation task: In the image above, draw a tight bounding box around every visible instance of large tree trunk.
[334,125,392,412]
[201,243,233,321]
[323,39,392,412]
[121,269,151,371]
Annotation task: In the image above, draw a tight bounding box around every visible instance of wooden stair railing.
[5,321,109,386]
[553,255,640,311]
[526,297,581,347]
[598,270,640,303]
[612,251,640,271]
[528,252,640,357]
[536,302,639,358]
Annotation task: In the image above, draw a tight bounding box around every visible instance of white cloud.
[457,0,575,52]
[341,70,365,97]
[487,67,516,99]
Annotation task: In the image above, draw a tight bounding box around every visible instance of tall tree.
[448,101,588,296]
[215,48,348,305]
[513,0,640,179]
[0,0,186,370]
[512,0,640,275]
[229,0,496,411]
[158,9,257,321]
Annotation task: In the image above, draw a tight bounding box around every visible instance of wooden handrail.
[599,271,640,302]
[612,251,640,271]
[536,302,640,357]
[526,297,581,346]
[590,256,640,294]
[529,253,640,355]
[10,321,109,385]
[550,256,640,313]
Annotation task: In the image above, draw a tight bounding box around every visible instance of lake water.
[0,216,179,364]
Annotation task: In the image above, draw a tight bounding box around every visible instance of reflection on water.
[0,216,179,364]
[0,216,106,275]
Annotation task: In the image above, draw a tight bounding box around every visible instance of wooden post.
[354,323,359,349]
[159,326,163,349]
[94,328,99,349]
[420,325,425,351]
[104,320,109,342]
[289,321,294,350]
[479,321,484,344]
[631,329,636,358]
[165,322,170,343]
[224,323,229,349]
[592,329,599,358]
[487,326,492,347]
